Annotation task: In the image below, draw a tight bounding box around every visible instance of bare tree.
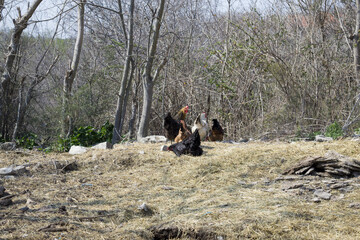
[112,0,135,144]
[0,0,4,22]
[343,0,360,133]
[0,0,43,140]
[137,0,166,139]
[62,0,86,137]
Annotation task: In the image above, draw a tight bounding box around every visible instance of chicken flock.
[163,106,224,157]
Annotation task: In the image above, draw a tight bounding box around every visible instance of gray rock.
[312,197,321,203]
[0,165,29,176]
[69,145,88,155]
[281,182,305,190]
[0,142,16,151]
[91,142,113,149]
[349,202,360,209]
[138,135,167,143]
[315,135,333,142]
[314,189,332,200]
[160,145,168,151]
[0,186,5,196]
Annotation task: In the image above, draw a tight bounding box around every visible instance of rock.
[0,142,16,151]
[315,135,333,142]
[160,145,168,151]
[349,202,360,209]
[0,165,29,176]
[138,203,154,216]
[314,190,331,200]
[139,150,145,154]
[281,182,305,191]
[138,135,167,143]
[0,186,5,196]
[91,142,113,149]
[330,182,349,189]
[62,162,78,172]
[312,197,321,203]
[69,146,88,155]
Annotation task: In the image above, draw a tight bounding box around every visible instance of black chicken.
[168,129,203,156]
[208,119,224,141]
[164,112,181,141]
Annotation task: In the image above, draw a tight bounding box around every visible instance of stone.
[0,142,16,151]
[68,145,88,155]
[314,190,331,200]
[315,135,333,142]
[160,145,168,151]
[0,165,29,176]
[138,135,167,143]
[91,142,113,149]
[349,202,360,209]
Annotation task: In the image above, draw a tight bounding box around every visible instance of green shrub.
[325,122,343,140]
[56,121,114,152]
[16,133,39,150]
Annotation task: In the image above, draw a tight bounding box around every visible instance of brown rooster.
[208,119,224,141]
[174,106,189,121]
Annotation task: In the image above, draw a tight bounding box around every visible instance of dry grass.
[1,140,360,239]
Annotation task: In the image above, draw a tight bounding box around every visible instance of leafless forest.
[1,0,360,145]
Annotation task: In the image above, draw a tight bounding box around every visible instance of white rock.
[314,189,332,200]
[0,165,28,176]
[91,142,113,149]
[315,135,333,142]
[69,146,88,155]
[138,135,167,143]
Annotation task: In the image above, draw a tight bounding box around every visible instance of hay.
[1,140,360,239]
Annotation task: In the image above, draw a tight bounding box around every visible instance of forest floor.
[1,139,360,239]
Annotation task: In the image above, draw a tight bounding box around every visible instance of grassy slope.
[1,140,360,239]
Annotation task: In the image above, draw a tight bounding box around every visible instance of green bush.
[16,133,39,150]
[56,121,114,152]
[325,122,343,140]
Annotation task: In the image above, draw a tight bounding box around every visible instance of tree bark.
[112,0,134,144]
[343,0,360,133]
[0,0,4,22]
[0,0,43,140]
[62,0,86,137]
[137,0,166,139]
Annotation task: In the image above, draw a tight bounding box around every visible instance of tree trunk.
[62,0,86,137]
[112,0,134,144]
[343,0,360,132]
[0,0,4,22]
[137,0,166,139]
[0,0,43,140]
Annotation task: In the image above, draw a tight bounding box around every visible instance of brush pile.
[283,151,360,178]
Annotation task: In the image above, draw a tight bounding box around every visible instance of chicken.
[174,105,189,121]
[191,112,209,141]
[168,129,203,156]
[164,112,181,142]
[163,106,190,142]
[208,119,224,141]
[174,121,191,143]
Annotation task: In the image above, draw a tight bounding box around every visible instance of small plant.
[307,131,322,141]
[325,122,343,140]
[16,133,39,150]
